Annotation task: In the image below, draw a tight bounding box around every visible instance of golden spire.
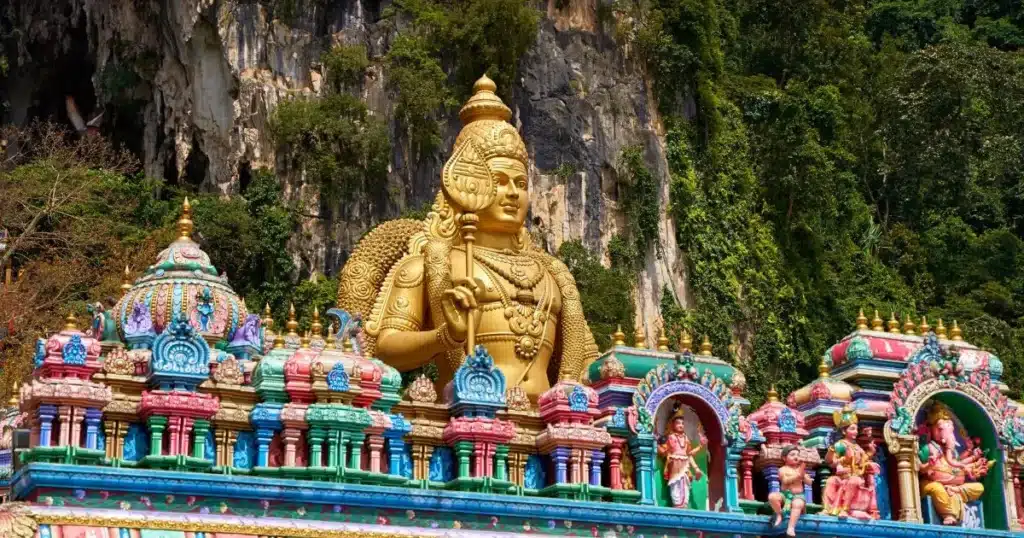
[459,74,512,124]
[286,303,299,336]
[178,197,194,239]
[342,334,354,352]
[325,323,337,350]
[612,325,626,346]
[818,355,830,379]
[767,384,779,403]
[856,308,868,330]
[887,312,900,333]
[871,309,884,331]
[64,311,79,331]
[311,306,323,336]
[679,330,693,353]
[918,316,931,335]
[936,318,947,338]
[634,324,647,349]
[120,265,133,296]
[951,320,963,341]
[8,381,20,407]
[903,314,917,335]
[300,330,311,349]
[656,321,670,351]
[273,331,285,349]
[699,334,712,356]
[262,303,274,331]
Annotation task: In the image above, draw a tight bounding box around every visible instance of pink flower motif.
[260,499,270,510]
[100,491,110,501]
[406,510,416,520]
[490,516,499,528]
[378,515,391,525]
[187,496,197,507]
[165,495,174,505]
[591,526,600,537]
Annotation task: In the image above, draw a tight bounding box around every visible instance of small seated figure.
[769,445,813,537]
[919,403,992,526]
[657,406,705,508]
[822,405,880,519]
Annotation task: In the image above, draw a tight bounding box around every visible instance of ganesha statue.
[919,402,993,526]
[822,404,880,520]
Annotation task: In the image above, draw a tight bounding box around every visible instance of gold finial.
[262,303,274,331]
[887,312,900,333]
[856,308,868,330]
[300,330,311,349]
[818,355,830,379]
[699,334,712,356]
[325,323,337,349]
[634,324,647,349]
[120,265,133,295]
[178,197,194,239]
[951,320,963,341]
[8,381,20,407]
[871,309,884,331]
[767,384,779,403]
[919,316,931,335]
[341,334,354,352]
[903,314,917,335]
[656,322,670,351]
[459,74,512,125]
[612,325,626,346]
[936,318,947,338]
[286,303,299,336]
[311,306,323,336]
[679,330,693,352]
[273,331,285,349]
[64,311,79,331]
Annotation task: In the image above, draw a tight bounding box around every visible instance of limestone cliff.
[0,0,690,340]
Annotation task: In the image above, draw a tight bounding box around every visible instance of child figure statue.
[769,445,813,537]
[657,405,706,508]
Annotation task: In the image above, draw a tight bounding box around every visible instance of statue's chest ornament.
[473,248,551,363]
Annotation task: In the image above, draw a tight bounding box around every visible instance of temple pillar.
[415,444,435,481]
[804,468,816,501]
[553,447,569,484]
[629,433,656,505]
[166,417,181,456]
[472,442,484,477]
[282,427,301,467]
[38,405,58,447]
[57,405,72,446]
[590,449,605,486]
[147,416,167,457]
[308,428,325,467]
[764,465,780,493]
[495,444,509,482]
[891,434,921,523]
[115,421,128,461]
[180,417,195,456]
[255,428,276,467]
[1003,449,1020,531]
[386,436,405,476]
[367,434,385,473]
[455,441,472,478]
[740,449,756,500]
[84,409,102,450]
[609,442,623,489]
[192,420,210,460]
[348,432,365,470]
[325,429,341,468]
[103,420,117,459]
[70,407,85,447]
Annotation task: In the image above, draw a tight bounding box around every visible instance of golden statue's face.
[478,157,529,233]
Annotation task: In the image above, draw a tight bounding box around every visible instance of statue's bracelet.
[436,323,464,350]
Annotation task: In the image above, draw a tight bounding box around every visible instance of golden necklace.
[475,260,549,363]
[473,248,545,292]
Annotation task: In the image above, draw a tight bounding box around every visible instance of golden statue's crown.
[670,405,687,422]
[926,402,953,425]
[833,404,858,428]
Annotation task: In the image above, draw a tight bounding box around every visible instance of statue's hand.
[440,277,486,342]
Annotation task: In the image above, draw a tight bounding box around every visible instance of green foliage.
[270,93,389,200]
[290,273,340,332]
[322,44,369,91]
[386,33,454,151]
[617,146,661,259]
[558,240,635,350]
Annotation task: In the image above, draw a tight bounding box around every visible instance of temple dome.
[114,198,247,345]
[786,354,857,408]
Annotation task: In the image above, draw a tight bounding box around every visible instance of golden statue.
[337,75,599,401]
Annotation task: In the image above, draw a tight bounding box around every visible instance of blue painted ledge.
[13,463,1019,537]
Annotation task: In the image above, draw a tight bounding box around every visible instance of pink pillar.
[283,428,301,467]
[473,443,485,477]
[484,443,496,477]
[609,441,623,490]
[368,435,385,473]
[180,417,194,456]
[70,407,86,447]
[741,449,757,500]
[57,406,72,446]
[166,417,181,456]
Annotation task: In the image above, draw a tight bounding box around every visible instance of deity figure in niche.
[769,445,813,537]
[822,404,880,519]
[919,402,994,525]
[657,405,706,508]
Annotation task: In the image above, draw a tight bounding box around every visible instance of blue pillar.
[255,428,275,467]
[38,404,57,446]
[805,469,816,502]
[386,437,405,476]
[590,449,605,486]
[250,403,282,468]
[553,447,569,484]
[725,448,742,513]
[84,408,102,450]
[765,465,780,493]
[629,433,656,505]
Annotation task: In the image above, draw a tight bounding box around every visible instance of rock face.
[1,0,691,339]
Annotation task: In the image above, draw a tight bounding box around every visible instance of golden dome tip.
[473,74,497,94]
[767,384,779,402]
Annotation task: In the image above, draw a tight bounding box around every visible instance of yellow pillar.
[890,433,922,523]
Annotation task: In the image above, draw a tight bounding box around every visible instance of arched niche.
[644,380,730,510]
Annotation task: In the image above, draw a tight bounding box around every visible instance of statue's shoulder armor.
[338,218,426,354]
[365,252,426,337]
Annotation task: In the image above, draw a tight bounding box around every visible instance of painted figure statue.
[769,445,813,537]
[337,75,599,401]
[822,405,880,520]
[657,406,705,508]
[919,402,993,525]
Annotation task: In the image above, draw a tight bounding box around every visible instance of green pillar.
[192,420,211,460]
[455,441,473,479]
[348,432,365,470]
[326,429,341,467]
[147,416,168,457]
[308,427,325,467]
[495,444,509,481]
